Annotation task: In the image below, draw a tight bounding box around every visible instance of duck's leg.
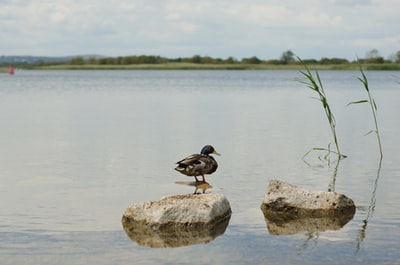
[201,175,207,183]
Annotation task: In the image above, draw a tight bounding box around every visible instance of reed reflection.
[355,157,383,253]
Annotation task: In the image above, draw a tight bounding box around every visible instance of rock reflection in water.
[122,215,230,248]
[261,205,355,235]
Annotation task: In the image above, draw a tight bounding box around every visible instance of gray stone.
[261,179,356,219]
[122,193,232,247]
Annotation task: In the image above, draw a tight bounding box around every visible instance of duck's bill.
[213,150,221,156]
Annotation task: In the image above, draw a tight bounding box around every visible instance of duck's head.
[200,145,221,156]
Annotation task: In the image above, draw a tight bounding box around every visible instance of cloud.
[331,0,372,6]
[240,4,292,25]
[296,12,343,27]
[0,0,399,59]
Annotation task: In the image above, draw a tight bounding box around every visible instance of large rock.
[261,180,355,234]
[122,193,232,247]
[123,193,232,228]
[261,179,356,218]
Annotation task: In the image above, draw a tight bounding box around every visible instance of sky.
[1,0,399,60]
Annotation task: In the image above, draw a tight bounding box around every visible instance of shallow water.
[0,70,399,264]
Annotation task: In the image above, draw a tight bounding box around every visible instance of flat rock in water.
[122,193,231,229]
[122,193,232,248]
[261,179,356,219]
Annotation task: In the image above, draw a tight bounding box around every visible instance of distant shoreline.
[2,63,400,71]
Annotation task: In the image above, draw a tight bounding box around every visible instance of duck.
[175,145,221,183]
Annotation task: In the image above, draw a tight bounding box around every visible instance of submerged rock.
[122,193,232,247]
[261,179,355,234]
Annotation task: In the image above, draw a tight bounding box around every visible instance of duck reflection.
[175,180,213,194]
[261,205,355,235]
[122,214,230,248]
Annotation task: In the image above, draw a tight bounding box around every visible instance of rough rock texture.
[123,193,231,228]
[261,179,356,219]
[260,180,356,234]
[122,193,232,247]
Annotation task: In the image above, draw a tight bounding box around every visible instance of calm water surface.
[0,70,399,264]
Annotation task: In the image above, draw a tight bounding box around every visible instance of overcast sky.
[1,0,399,60]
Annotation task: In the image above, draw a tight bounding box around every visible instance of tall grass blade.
[298,57,346,161]
[347,100,368,106]
[349,63,383,158]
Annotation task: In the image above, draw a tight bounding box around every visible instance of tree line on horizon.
[64,49,400,66]
[4,49,398,67]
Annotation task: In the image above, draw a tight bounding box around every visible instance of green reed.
[348,64,383,158]
[298,59,347,160]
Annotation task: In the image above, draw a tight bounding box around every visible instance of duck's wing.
[176,154,203,166]
[175,154,211,176]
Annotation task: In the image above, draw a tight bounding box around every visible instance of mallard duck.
[175,145,221,183]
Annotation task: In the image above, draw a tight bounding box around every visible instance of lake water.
[0,70,399,265]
